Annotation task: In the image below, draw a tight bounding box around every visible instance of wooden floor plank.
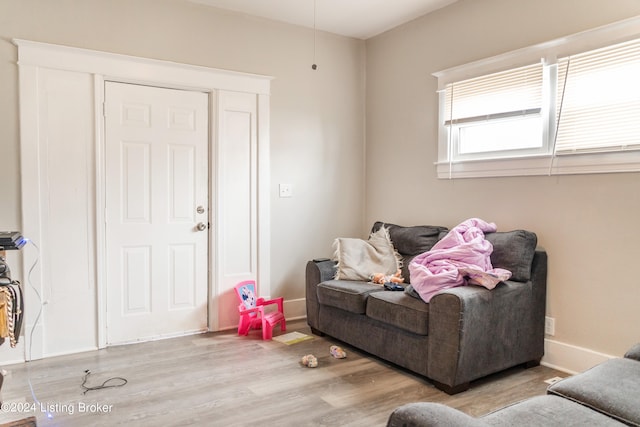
[0,320,566,426]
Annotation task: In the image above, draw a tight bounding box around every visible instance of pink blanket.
[408,218,511,302]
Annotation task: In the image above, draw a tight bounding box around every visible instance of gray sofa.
[305,222,547,394]
[387,343,640,426]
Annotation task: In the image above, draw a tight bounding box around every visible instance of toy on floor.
[370,270,404,285]
[330,345,346,359]
[301,354,318,368]
[234,280,286,340]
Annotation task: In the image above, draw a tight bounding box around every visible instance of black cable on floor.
[81,370,128,395]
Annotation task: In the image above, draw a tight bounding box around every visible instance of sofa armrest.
[427,248,547,392]
[624,343,640,361]
[387,403,488,427]
[305,259,337,330]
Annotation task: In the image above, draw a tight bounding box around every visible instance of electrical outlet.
[279,183,292,198]
[545,316,555,336]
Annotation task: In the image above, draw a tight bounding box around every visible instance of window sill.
[436,151,640,179]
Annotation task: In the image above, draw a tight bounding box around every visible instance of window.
[444,62,546,161]
[554,39,640,154]
[434,16,640,178]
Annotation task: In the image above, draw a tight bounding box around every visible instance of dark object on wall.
[0,232,26,251]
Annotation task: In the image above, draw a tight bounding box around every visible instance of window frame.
[433,16,640,179]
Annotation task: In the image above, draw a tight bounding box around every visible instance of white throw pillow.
[333,226,401,281]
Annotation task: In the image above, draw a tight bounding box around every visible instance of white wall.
[0,0,365,359]
[365,0,640,367]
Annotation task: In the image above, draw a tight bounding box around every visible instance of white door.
[104,82,209,345]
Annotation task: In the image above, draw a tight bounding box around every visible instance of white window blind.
[554,38,640,154]
[444,62,543,125]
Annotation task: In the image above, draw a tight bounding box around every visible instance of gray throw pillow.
[371,221,448,256]
[485,230,537,282]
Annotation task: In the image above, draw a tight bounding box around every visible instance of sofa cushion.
[372,222,448,282]
[485,230,537,282]
[317,280,384,314]
[366,291,430,335]
[547,358,640,426]
[399,255,413,283]
[387,402,488,427]
[482,395,625,426]
[371,222,448,256]
[624,343,640,361]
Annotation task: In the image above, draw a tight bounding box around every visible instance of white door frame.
[15,39,271,356]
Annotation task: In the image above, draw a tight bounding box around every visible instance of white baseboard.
[284,297,307,321]
[541,338,616,375]
[0,340,26,365]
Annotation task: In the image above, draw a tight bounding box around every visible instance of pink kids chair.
[234,280,286,340]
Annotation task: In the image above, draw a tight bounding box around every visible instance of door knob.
[196,222,207,231]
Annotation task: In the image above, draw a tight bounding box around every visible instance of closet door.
[215,91,261,330]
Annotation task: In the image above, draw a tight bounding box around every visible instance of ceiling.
[189,0,458,40]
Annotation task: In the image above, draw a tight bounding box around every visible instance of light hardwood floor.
[0,320,566,426]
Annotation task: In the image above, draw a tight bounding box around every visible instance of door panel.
[122,142,151,222]
[169,145,196,221]
[216,91,259,330]
[122,246,151,314]
[105,82,209,344]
